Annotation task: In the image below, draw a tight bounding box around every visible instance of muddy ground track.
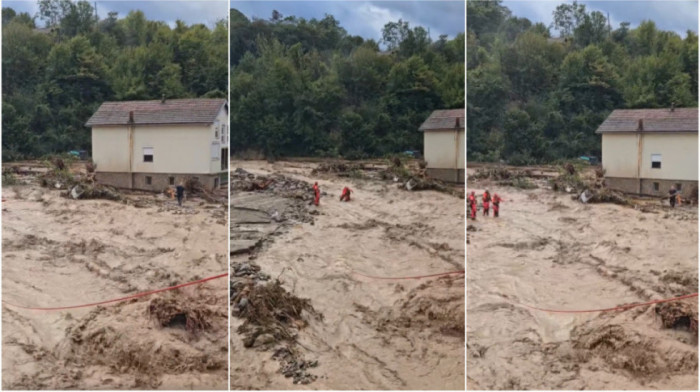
[467,180,698,390]
[3,184,228,389]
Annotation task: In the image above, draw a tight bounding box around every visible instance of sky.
[4,0,228,28]
[232,1,466,42]
[502,0,698,37]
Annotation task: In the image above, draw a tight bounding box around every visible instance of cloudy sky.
[233,1,465,42]
[4,0,227,28]
[502,0,697,37]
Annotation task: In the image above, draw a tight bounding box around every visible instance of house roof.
[85,98,227,127]
[419,109,465,131]
[595,108,698,134]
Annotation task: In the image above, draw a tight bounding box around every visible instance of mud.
[467,167,698,390]
[230,160,464,390]
[2,176,227,389]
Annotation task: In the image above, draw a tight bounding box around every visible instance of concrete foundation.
[96,172,223,192]
[606,177,698,198]
[426,168,464,183]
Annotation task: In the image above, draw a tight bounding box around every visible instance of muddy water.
[230,160,465,390]
[2,185,228,389]
[467,180,698,390]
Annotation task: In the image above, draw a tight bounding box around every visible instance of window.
[215,129,219,139]
[221,124,227,144]
[221,148,229,170]
[214,178,219,188]
[145,176,152,185]
[651,154,661,169]
[653,182,659,191]
[169,176,175,185]
[143,147,154,162]
[211,142,220,160]
[676,183,683,191]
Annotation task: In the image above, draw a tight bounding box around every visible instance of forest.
[467,0,698,164]
[2,0,227,161]
[229,8,465,159]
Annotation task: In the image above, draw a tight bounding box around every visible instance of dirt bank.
[466,168,698,390]
[230,160,465,390]
[2,174,228,389]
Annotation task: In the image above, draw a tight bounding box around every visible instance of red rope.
[518,292,698,314]
[353,270,464,281]
[2,272,228,311]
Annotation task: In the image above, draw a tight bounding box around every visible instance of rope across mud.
[2,272,228,311]
[515,292,698,314]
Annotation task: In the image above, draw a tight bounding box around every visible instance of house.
[418,109,465,183]
[595,107,698,197]
[85,98,229,191]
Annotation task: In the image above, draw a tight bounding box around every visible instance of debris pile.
[232,168,315,201]
[655,301,698,333]
[311,162,366,176]
[230,260,321,384]
[68,183,122,201]
[147,297,213,336]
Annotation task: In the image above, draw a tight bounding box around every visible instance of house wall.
[423,129,465,174]
[96,172,219,192]
[426,168,465,183]
[92,127,129,172]
[602,132,698,196]
[601,133,638,178]
[639,133,698,181]
[209,105,229,173]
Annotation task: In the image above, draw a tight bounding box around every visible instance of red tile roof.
[596,108,698,134]
[419,109,465,131]
[85,99,227,126]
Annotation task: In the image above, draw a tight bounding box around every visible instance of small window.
[653,182,659,191]
[211,142,220,160]
[215,130,219,139]
[169,176,175,185]
[651,154,661,169]
[676,183,682,191]
[143,147,154,162]
[214,178,219,188]
[145,176,152,185]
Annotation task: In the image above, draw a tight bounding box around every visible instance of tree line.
[2,0,227,161]
[467,0,698,164]
[229,9,465,159]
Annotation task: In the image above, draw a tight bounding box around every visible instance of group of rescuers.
[467,185,682,220]
[310,182,353,206]
[467,190,501,220]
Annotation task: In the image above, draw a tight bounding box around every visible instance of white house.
[418,109,465,183]
[595,107,698,197]
[85,98,229,191]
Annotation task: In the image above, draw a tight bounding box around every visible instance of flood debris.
[147,297,213,336]
[230,260,322,384]
[273,347,319,385]
[655,301,698,333]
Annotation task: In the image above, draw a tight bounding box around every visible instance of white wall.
[602,133,638,178]
[603,132,698,181]
[640,133,698,181]
[92,127,129,172]
[423,129,465,170]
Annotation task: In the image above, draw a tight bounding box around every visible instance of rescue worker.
[340,186,353,202]
[669,186,678,208]
[468,191,477,220]
[482,190,491,216]
[176,181,185,207]
[492,193,502,218]
[312,182,321,206]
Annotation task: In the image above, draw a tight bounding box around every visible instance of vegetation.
[467,0,698,164]
[2,0,227,161]
[229,9,465,160]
